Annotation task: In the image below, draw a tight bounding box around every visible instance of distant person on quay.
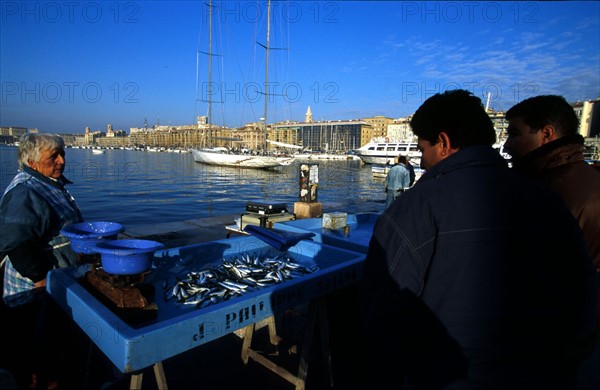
[0,133,84,389]
[360,90,598,389]
[398,154,416,187]
[384,154,410,208]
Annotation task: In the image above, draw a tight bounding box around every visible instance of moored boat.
[371,165,389,179]
[372,164,425,181]
[191,148,293,168]
[353,139,421,165]
[293,152,361,161]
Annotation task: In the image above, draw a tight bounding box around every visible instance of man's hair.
[505,95,579,137]
[397,155,408,164]
[17,133,65,169]
[410,89,496,148]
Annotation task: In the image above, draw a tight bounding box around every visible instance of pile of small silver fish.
[163,253,319,309]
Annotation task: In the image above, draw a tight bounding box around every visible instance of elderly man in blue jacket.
[360,90,598,389]
[0,133,84,389]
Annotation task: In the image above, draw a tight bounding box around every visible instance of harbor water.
[0,145,385,229]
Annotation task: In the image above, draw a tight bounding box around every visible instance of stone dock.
[120,199,385,248]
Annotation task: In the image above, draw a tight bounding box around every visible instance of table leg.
[127,362,167,389]
[240,298,332,390]
[241,324,254,364]
[129,373,143,389]
[153,362,168,389]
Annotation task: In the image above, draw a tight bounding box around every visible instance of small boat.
[371,165,389,179]
[92,149,105,155]
[353,139,421,165]
[372,164,425,182]
[293,153,361,161]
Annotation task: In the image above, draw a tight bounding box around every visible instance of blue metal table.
[46,235,365,383]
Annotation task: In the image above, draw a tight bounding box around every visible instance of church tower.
[305,106,313,123]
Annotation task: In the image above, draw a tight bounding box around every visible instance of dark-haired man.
[505,95,600,387]
[505,95,600,283]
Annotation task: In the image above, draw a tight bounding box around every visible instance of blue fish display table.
[46,233,368,388]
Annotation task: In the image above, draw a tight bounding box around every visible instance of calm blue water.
[0,145,384,229]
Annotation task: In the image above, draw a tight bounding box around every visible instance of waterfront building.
[272,120,369,151]
[573,98,600,138]
[488,110,508,141]
[6,97,597,154]
[387,117,415,141]
[129,126,203,148]
[362,116,394,143]
[572,98,600,160]
[0,126,27,143]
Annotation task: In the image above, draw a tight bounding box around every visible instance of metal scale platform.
[228,202,296,234]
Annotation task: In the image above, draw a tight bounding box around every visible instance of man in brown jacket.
[505,95,600,387]
[505,95,600,278]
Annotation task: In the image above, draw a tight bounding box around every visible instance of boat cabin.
[369,143,420,154]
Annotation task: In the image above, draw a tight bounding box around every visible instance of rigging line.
[216,1,227,129]
[258,0,291,127]
[207,0,213,147]
[256,42,287,51]
[229,20,257,127]
[194,50,200,121]
[263,0,272,151]
[283,4,293,122]
[195,1,209,123]
[249,0,261,124]
[197,50,223,56]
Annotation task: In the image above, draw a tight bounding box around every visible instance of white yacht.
[353,140,421,165]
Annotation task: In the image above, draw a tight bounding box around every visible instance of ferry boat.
[353,139,421,165]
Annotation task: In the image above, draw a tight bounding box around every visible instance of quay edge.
[119,199,386,248]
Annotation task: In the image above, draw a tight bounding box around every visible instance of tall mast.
[207,0,213,147]
[263,0,271,152]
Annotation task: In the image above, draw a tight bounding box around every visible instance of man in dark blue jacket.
[360,90,598,389]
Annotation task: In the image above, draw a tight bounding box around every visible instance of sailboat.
[191,0,294,169]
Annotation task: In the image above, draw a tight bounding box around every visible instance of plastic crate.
[275,212,380,254]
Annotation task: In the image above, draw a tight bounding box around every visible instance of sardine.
[164,252,319,309]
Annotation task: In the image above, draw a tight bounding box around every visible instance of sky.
[1,1,599,134]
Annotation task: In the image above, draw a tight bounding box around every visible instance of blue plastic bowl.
[61,222,125,254]
[94,239,164,275]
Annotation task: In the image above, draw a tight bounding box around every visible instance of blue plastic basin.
[61,222,125,254]
[95,239,164,275]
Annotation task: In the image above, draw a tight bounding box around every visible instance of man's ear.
[540,125,557,144]
[438,132,451,156]
[438,132,459,158]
